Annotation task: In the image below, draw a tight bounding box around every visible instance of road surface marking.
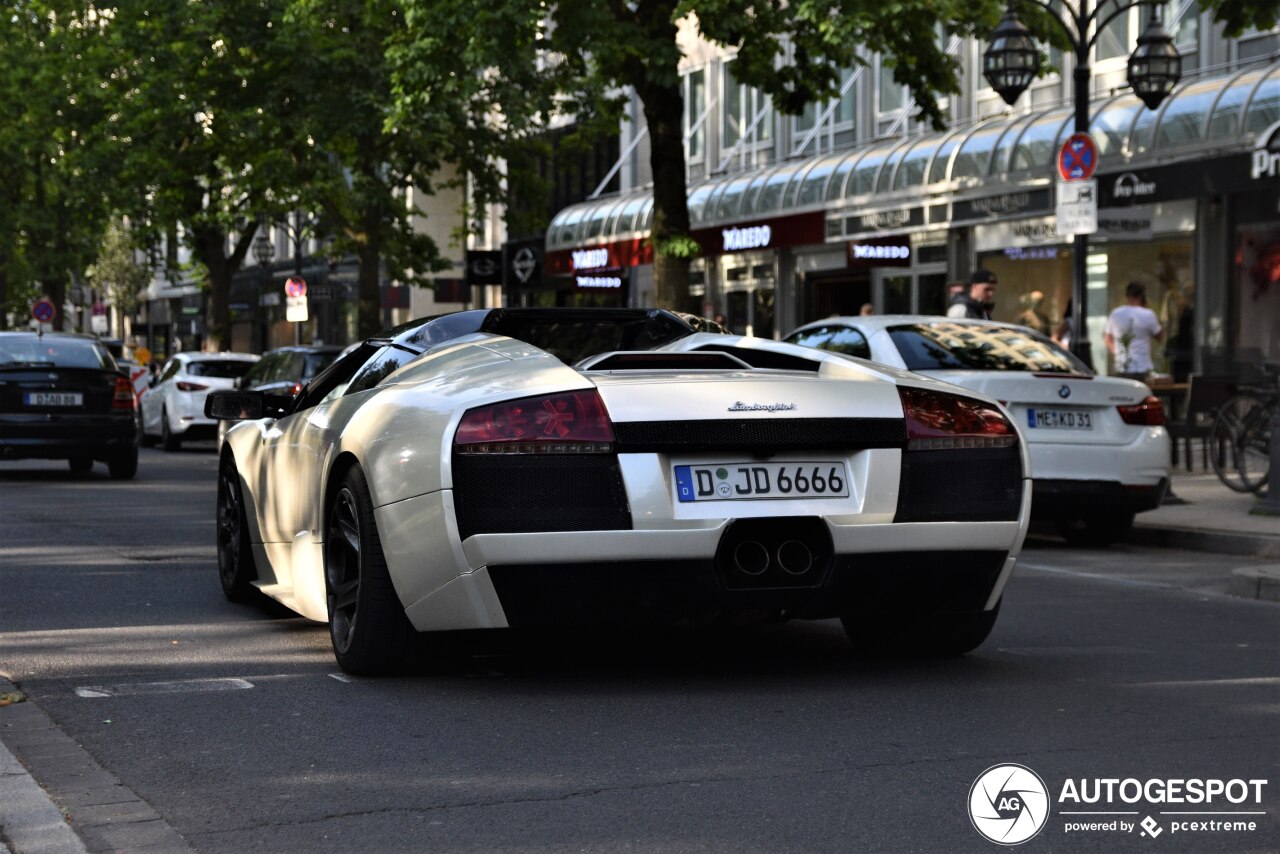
[75,677,253,698]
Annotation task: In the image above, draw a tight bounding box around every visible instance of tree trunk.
[192,228,233,351]
[639,76,694,312]
[356,240,382,340]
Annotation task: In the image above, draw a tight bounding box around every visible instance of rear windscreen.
[304,351,341,379]
[0,337,113,370]
[888,323,1087,374]
[188,360,256,379]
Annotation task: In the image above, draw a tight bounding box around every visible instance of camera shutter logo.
[969,764,1050,845]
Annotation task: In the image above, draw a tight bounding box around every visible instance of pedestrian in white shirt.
[1105,282,1163,379]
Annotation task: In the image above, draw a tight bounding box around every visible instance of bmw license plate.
[675,461,849,502]
[24,392,83,407]
[1027,408,1093,430]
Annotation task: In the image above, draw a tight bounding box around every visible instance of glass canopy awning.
[548,57,1280,252]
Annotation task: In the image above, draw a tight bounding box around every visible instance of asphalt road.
[1,447,1278,853]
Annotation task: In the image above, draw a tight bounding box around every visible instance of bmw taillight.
[454,390,615,455]
[898,387,1017,451]
[1117,395,1165,426]
[113,376,135,410]
[176,381,208,392]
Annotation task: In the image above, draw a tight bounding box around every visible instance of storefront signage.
[1096,205,1154,242]
[1112,172,1157,202]
[974,216,1059,251]
[571,248,610,270]
[847,235,912,267]
[575,275,623,289]
[953,189,1051,223]
[844,206,924,236]
[1251,120,1280,180]
[465,250,503,286]
[722,225,772,252]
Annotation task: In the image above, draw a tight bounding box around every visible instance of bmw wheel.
[216,456,257,601]
[161,407,181,451]
[325,466,418,675]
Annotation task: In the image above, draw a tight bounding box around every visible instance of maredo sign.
[544,212,825,276]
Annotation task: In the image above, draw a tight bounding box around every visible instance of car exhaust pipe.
[775,540,814,575]
[732,540,770,575]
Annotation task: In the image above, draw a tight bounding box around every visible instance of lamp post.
[984,1,1181,369]
[252,230,274,352]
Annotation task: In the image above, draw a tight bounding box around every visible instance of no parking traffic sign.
[1059,133,1098,181]
[31,298,55,324]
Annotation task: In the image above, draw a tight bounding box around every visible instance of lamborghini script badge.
[728,402,798,412]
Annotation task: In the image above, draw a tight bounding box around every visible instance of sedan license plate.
[1027,408,1093,430]
[24,392,83,407]
[675,461,849,502]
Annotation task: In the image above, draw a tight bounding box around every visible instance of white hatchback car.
[141,352,259,450]
[785,316,1170,545]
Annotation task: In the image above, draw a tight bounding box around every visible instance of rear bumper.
[1031,477,1169,518]
[0,413,138,460]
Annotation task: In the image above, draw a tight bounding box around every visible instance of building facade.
[545,6,1280,377]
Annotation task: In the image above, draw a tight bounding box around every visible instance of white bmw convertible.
[209,308,1031,674]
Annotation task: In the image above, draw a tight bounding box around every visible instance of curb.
[0,731,87,854]
[1128,524,1280,560]
[0,678,192,854]
[1231,565,1280,602]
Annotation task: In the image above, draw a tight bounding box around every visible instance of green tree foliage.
[0,3,111,329]
[86,219,150,314]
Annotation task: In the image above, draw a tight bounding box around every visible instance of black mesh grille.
[452,454,631,539]
[895,446,1023,522]
[613,418,904,454]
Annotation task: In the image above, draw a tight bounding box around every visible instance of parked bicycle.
[1208,365,1276,495]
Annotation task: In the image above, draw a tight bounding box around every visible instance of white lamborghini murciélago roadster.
[209,308,1031,674]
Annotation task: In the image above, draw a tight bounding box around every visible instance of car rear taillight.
[289,381,303,396]
[454,390,615,455]
[176,381,209,392]
[898,387,1017,451]
[1117,395,1165,426]
[113,376,135,410]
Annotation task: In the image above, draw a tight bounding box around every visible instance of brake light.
[113,376,135,410]
[898,387,1017,451]
[290,381,303,396]
[455,390,615,454]
[1117,395,1165,426]
[176,381,208,392]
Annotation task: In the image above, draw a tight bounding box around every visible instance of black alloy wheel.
[216,457,257,601]
[324,467,418,675]
[68,454,93,474]
[107,446,138,480]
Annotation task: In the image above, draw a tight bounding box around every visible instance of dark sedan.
[216,345,343,450]
[0,332,139,478]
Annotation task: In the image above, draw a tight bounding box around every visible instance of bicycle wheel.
[1209,393,1261,492]
[1237,402,1272,496]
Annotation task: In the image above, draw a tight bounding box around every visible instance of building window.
[1096,7,1132,61]
[723,61,772,150]
[683,67,707,161]
[878,61,906,114]
[795,67,857,133]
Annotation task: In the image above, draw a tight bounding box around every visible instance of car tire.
[1056,512,1134,547]
[216,456,257,602]
[842,599,1001,658]
[161,408,181,451]
[107,447,138,480]
[325,466,419,675]
[68,454,93,474]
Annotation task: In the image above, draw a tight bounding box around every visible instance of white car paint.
[142,352,259,444]
[217,311,1032,670]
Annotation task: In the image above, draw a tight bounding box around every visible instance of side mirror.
[205,391,265,421]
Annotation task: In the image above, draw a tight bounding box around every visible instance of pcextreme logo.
[969,765,1271,846]
[969,764,1051,845]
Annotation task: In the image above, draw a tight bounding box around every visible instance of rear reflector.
[899,387,1017,451]
[1117,395,1165,426]
[455,390,615,454]
[113,376,135,410]
[176,381,209,392]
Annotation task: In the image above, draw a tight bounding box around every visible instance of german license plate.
[24,392,83,407]
[675,461,849,502]
[1027,408,1093,429]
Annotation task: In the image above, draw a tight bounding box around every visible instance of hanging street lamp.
[983,1,1181,368]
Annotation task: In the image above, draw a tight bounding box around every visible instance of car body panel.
[784,315,1171,519]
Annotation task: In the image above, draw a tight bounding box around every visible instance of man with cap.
[947,269,998,320]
